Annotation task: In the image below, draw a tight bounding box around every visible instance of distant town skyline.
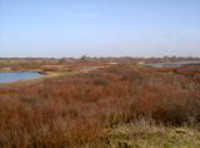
[0,0,200,57]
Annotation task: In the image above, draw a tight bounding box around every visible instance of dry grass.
[0,62,200,147]
[108,118,200,148]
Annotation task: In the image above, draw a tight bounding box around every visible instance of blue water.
[149,61,200,68]
[0,72,42,84]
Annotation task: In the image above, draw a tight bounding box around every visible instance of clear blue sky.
[0,0,200,57]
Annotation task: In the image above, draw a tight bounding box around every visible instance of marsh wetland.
[0,58,200,148]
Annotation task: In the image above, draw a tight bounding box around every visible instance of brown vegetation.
[0,60,200,147]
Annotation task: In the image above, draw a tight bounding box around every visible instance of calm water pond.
[149,61,200,68]
[0,72,42,84]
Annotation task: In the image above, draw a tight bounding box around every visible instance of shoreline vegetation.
[0,57,200,147]
[0,67,105,87]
